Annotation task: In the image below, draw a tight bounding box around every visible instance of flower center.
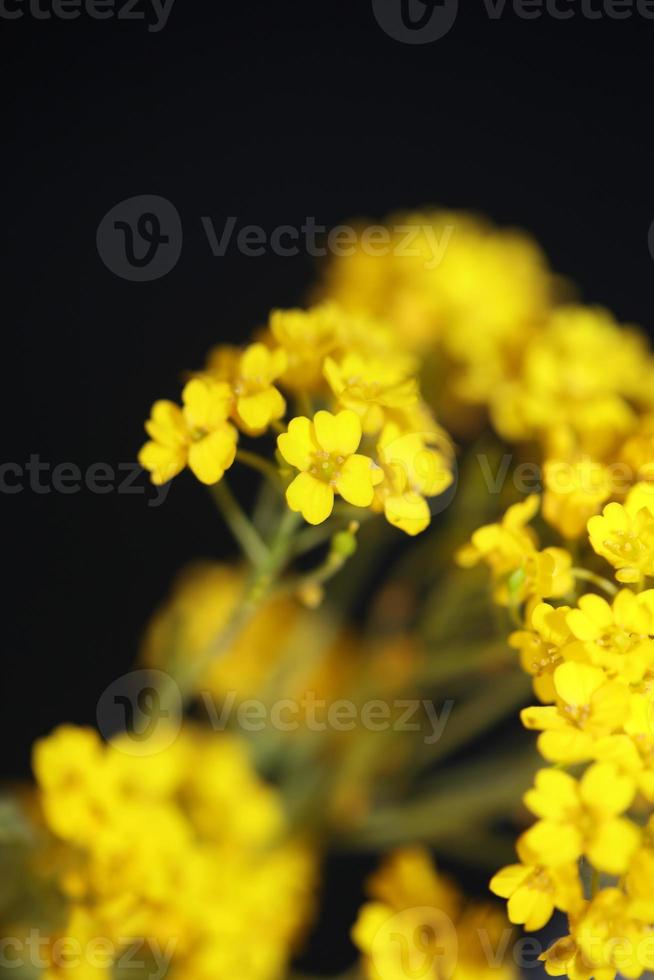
[309,451,345,486]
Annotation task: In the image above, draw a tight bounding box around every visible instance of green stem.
[177,507,301,702]
[571,567,618,597]
[235,449,283,490]
[209,479,269,566]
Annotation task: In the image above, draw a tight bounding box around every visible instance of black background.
[1,0,653,970]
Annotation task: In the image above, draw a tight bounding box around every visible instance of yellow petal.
[187,426,237,485]
[336,454,377,508]
[524,768,579,820]
[286,472,334,525]
[239,342,283,382]
[138,441,186,485]
[553,662,606,707]
[145,400,188,448]
[489,864,530,899]
[589,680,629,731]
[313,409,361,455]
[182,378,232,430]
[277,417,317,471]
[586,816,640,874]
[508,886,554,931]
[577,593,613,629]
[580,762,635,815]
[522,820,582,866]
[521,706,564,732]
[384,491,431,536]
[237,387,285,431]
[538,729,595,764]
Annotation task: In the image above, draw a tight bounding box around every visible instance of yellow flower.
[568,888,654,980]
[33,725,317,980]
[490,837,582,931]
[353,848,517,980]
[139,377,237,485]
[594,696,654,803]
[566,590,654,685]
[509,601,576,703]
[277,409,382,525]
[206,342,287,433]
[32,726,113,845]
[321,211,552,394]
[323,351,418,434]
[373,422,452,536]
[491,305,647,460]
[543,457,612,540]
[457,496,573,606]
[269,304,344,392]
[588,497,654,585]
[522,764,640,874]
[521,662,629,763]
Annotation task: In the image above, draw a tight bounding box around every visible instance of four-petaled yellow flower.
[490,837,582,932]
[522,764,640,875]
[373,423,452,536]
[457,495,573,605]
[139,377,238,486]
[323,352,418,434]
[521,662,630,763]
[206,342,287,434]
[277,410,382,525]
[588,485,654,585]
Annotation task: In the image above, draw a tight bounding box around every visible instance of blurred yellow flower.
[353,848,517,980]
[33,725,316,980]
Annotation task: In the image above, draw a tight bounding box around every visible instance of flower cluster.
[31,725,316,980]
[321,213,654,538]
[139,304,453,535]
[10,209,654,980]
[463,488,654,976]
[353,847,517,980]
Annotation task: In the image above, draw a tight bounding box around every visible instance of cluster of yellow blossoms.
[353,848,516,980]
[323,212,654,979]
[139,304,452,535]
[12,210,654,980]
[29,725,316,980]
[447,333,654,977]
